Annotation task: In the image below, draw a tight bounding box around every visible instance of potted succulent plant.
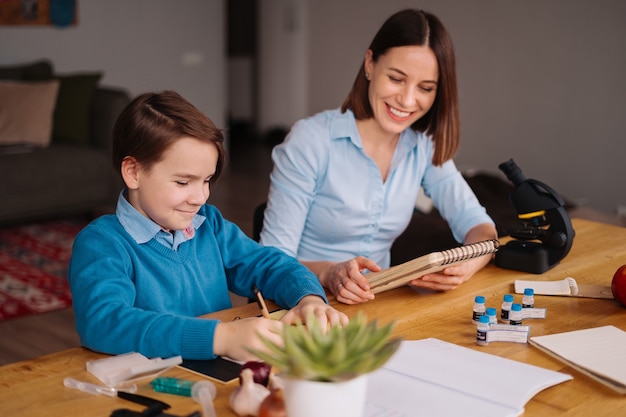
[250,312,402,417]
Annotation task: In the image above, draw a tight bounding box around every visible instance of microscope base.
[495,240,558,274]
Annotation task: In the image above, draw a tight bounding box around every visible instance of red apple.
[611,264,626,307]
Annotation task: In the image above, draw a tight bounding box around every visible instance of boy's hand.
[213,317,283,362]
[281,295,349,332]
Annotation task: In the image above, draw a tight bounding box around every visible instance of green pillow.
[0,60,53,81]
[52,73,102,146]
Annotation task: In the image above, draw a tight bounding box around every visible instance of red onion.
[240,361,272,387]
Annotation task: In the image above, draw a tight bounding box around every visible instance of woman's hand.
[306,257,381,304]
[409,255,489,291]
[281,295,349,331]
[409,223,497,291]
[213,317,284,362]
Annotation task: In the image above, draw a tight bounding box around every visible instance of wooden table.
[1,218,625,417]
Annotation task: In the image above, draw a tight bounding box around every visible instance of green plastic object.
[150,376,194,397]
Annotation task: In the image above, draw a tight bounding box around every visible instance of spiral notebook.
[366,239,500,294]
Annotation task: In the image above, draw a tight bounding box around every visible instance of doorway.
[227,0,258,145]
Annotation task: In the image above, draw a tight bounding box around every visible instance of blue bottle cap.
[511,303,522,311]
[475,295,485,303]
[503,294,514,302]
[486,307,497,316]
[479,315,490,323]
[524,288,534,296]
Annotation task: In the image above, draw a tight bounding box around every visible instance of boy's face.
[124,137,218,232]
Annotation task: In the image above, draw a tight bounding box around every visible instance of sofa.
[0,60,131,225]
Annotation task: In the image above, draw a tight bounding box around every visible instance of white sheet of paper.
[529,325,626,393]
[365,338,572,417]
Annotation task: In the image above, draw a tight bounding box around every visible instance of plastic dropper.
[192,381,217,417]
[63,377,137,397]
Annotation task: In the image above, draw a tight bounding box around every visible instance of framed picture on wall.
[0,0,77,27]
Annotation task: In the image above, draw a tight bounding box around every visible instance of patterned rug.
[0,219,88,321]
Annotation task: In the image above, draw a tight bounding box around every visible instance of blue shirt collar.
[116,190,205,250]
[328,108,418,160]
[329,109,362,147]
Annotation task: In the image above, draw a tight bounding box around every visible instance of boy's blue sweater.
[68,204,327,359]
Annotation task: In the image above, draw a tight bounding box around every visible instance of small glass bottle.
[509,303,523,326]
[472,295,486,324]
[500,294,514,322]
[476,315,490,346]
[486,307,498,325]
[522,288,535,308]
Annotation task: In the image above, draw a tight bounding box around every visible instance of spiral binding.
[366,238,501,293]
[440,239,500,265]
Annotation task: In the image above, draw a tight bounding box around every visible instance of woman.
[260,9,497,304]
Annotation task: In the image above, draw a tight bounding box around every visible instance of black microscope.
[495,159,575,274]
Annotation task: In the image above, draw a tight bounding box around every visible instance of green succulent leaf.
[247,311,402,382]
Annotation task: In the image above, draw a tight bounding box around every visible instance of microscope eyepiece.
[498,159,526,186]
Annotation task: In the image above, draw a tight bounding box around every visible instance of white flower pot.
[282,375,367,417]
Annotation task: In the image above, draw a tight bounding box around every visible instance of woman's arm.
[411,160,497,291]
[409,222,498,290]
[260,118,327,257]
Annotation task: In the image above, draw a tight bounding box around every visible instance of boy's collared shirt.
[116,191,205,251]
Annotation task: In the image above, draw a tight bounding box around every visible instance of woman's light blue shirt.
[260,108,494,268]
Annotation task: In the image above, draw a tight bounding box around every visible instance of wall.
[0,0,225,129]
[1,0,624,216]
[307,0,626,216]
[257,0,309,132]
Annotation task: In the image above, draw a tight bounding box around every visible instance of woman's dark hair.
[341,9,459,166]
[112,90,226,183]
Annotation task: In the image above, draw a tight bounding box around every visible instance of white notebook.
[529,325,626,394]
[366,338,571,417]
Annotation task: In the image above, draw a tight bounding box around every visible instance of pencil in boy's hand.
[252,285,271,319]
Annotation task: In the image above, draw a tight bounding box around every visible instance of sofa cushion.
[90,87,133,150]
[0,80,60,148]
[0,144,118,224]
[52,72,102,146]
[0,60,54,81]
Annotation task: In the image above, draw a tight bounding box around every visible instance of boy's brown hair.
[112,90,226,183]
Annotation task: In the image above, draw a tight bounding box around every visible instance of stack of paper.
[87,352,182,386]
[529,325,626,394]
[366,338,572,417]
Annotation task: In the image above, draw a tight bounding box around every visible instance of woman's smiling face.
[364,45,439,136]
